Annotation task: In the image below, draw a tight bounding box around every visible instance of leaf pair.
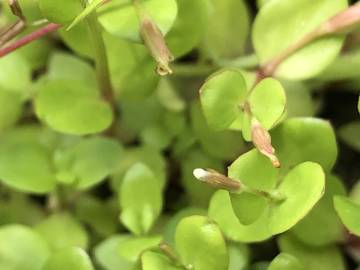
[200,69,286,141]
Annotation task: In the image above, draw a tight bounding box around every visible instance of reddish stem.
[0,23,61,58]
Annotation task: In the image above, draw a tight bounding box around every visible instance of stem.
[0,23,60,58]
[242,186,286,202]
[172,64,217,77]
[85,11,116,110]
[0,20,26,48]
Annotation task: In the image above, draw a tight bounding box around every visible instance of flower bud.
[139,16,174,76]
[251,119,280,168]
[193,168,241,192]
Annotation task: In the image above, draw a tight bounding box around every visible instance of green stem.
[84,4,116,110]
[242,185,286,202]
[172,64,217,77]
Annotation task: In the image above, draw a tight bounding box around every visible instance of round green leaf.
[228,243,250,270]
[252,0,347,80]
[35,212,89,251]
[200,69,247,131]
[269,162,325,235]
[141,250,182,270]
[249,78,286,129]
[42,247,94,270]
[35,80,113,135]
[228,149,278,225]
[268,253,303,270]
[0,131,55,193]
[166,0,208,57]
[119,163,163,235]
[0,225,50,270]
[278,234,346,270]
[99,0,178,42]
[271,118,337,173]
[0,89,23,131]
[204,0,250,60]
[209,190,272,243]
[334,196,360,237]
[339,121,360,152]
[95,235,162,270]
[39,0,83,24]
[54,136,123,189]
[291,175,346,246]
[0,52,31,95]
[175,215,228,270]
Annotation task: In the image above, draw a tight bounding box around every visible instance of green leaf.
[268,253,303,270]
[0,128,55,193]
[118,235,162,262]
[209,190,272,243]
[249,78,286,129]
[191,102,245,160]
[334,196,360,237]
[166,0,208,57]
[67,0,107,30]
[35,212,89,251]
[54,136,123,189]
[47,52,97,87]
[228,243,250,270]
[163,208,207,247]
[156,79,185,112]
[0,52,31,95]
[200,69,247,131]
[35,80,113,135]
[252,0,347,80]
[204,0,250,60]
[60,22,93,58]
[0,225,50,270]
[175,215,228,270]
[271,118,337,173]
[0,89,23,131]
[42,247,94,270]
[339,121,360,152]
[75,195,118,237]
[269,162,325,235]
[278,234,346,270]
[99,0,178,42]
[141,250,182,270]
[111,146,166,190]
[291,175,346,246]
[119,163,163,235]
[39,0,83,24]
[228,149,278,224]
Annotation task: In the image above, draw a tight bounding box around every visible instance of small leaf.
[99,0,178,42]
[204,0,250,60]
[253,0,348,80]
[42,247,94,270]
[269,162,325,235]
[0,128,56,193]
[268,253,303,270]
[54,136,123,189]
[334,196,360,237]
[209,191,272,243]
[39,0,83,24]
[141,250,182,270]
[272,118,337,173]
[35,212,89,251]
[119,163,163,235]
[0,89,23,131]
[230,193,267,225]
[249,78,286,129]
[35,80,113,135]
[200,69,247,131]
[278,234,346,270]
[118,235,162,261]
[0,225,50,270]
[175,215,228,270]
[291,175,346,246]
[228,243,250,270]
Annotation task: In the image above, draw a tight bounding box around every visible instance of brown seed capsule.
[139,16,174,76]
[193,168,241,192]
[251,119,280,168]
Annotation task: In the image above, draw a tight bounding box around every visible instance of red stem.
[0,23,61,58]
